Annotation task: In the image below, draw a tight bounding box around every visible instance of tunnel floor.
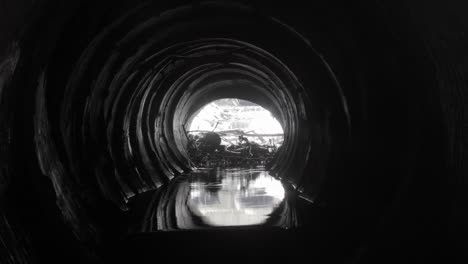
[111,168,336,260]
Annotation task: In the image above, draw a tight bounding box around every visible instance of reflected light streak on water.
[187,168,285,226]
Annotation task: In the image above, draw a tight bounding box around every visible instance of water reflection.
[187,168,285,226]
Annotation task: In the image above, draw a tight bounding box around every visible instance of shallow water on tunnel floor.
[134,167,298,231]
[187,168,286,227]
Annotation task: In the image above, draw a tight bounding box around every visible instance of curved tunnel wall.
[39,2,349,211]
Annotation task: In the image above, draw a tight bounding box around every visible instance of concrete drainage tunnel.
[1,0,467,263]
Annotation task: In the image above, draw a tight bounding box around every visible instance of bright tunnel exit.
[188,98,284,145]
[186,99,284,168]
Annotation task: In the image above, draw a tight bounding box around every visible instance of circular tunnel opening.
[184,98,284,168]
[187,98,284,138]
[121,31,348,231]
[161,38,310,177]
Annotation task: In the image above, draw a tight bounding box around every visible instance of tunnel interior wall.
[0,0,467,263]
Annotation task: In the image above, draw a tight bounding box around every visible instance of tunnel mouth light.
[185,98,284,168]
